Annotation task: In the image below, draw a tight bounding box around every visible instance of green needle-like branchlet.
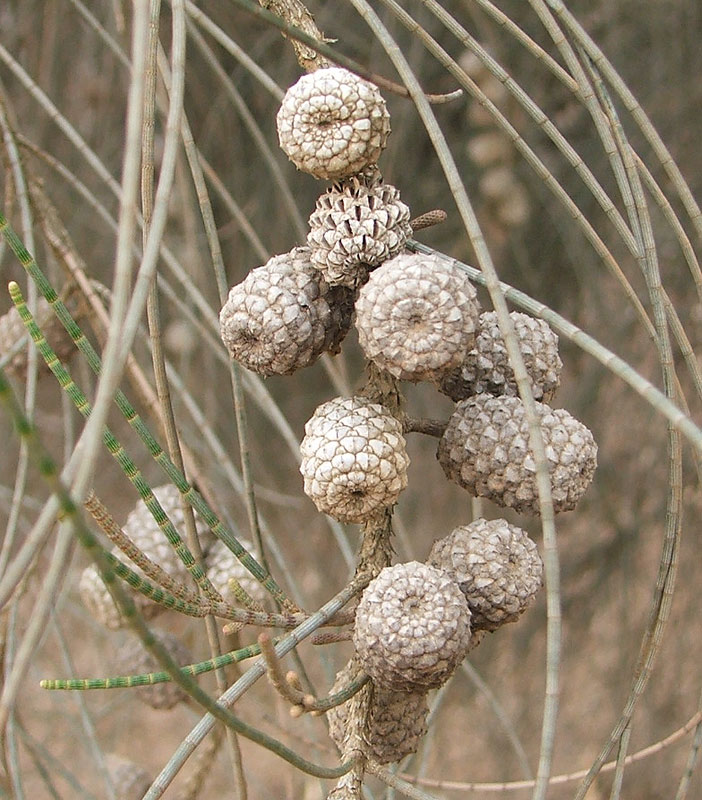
[8,280,223,604]
[0,355,353,781]
[0,208,293,610]
[40,641,264,691]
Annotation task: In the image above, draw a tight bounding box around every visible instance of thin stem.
[229,0,463,103]
[399,710,702,792]
[143,574,370,798]
[41,641,264,691]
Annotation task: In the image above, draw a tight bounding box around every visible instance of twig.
[402,416,447,438]
[400,709,702,792]
[229,0,462,104]
[260,632,369,716]
[409,209,447,231]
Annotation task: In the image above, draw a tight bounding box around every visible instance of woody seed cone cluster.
[328,661,429,765]
[219,247,353,377]
[276,67,390,180]
[355,252,481,382]
[439,310,562,402]
[307,176,412,288]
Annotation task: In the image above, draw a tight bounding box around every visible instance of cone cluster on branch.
[214,64,598,789]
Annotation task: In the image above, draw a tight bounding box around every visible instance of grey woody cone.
[79,484,211,629]
[328,671,429,764]
[428,518,543,631]
[300,396,409,524]
[79,561,163,630]
[438,395,598,515]
[219,247,353,377]
[276,67,390,180]
[122,484,213,576]
[114,631,192,710]
[354,252,480,382]
[353,561,472,692]
[307,176,412,288]
[105,754,153,800]
[205,538,268,606]
[0,294,76,380]
[439,311,562,403]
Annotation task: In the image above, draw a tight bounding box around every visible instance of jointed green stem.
[8,280,223,603]
[8,280,311,624]
[0,208,293,609]
[307,672,370,714]
[0,360,353,781]
[105,546,307,627]
[102,549,209,618]
[40,641,264,691]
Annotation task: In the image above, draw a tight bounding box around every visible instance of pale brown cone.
[428,518,543,631]
[300,396,409,523]
[219,247,353,376]
[277,67,390,180]
[114,630,192,710]
[353,561,472,692]
[439,311,562,402]
[205,538,268,606]
[0,294,76,380]
[354,253,480,382]
[307,176,412,288]
[105,754,153,800]
[328,662,429,765]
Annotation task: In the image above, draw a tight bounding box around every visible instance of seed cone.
[105,754,153,800]
[79,562,164,630]
[277,67,390,180]
[438,395,597,515]
[79,484,212,629]
[328,661,429,764]
[0,293,77,380]
[219,247,353,377]
[205,538,268,606]
[354,252,480,382]
[353,561,472,692]
[307,176,412,288]
[428,519,543,631]
[300,396,409,523]
[439,311,562,402]
[114,631,193,710]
